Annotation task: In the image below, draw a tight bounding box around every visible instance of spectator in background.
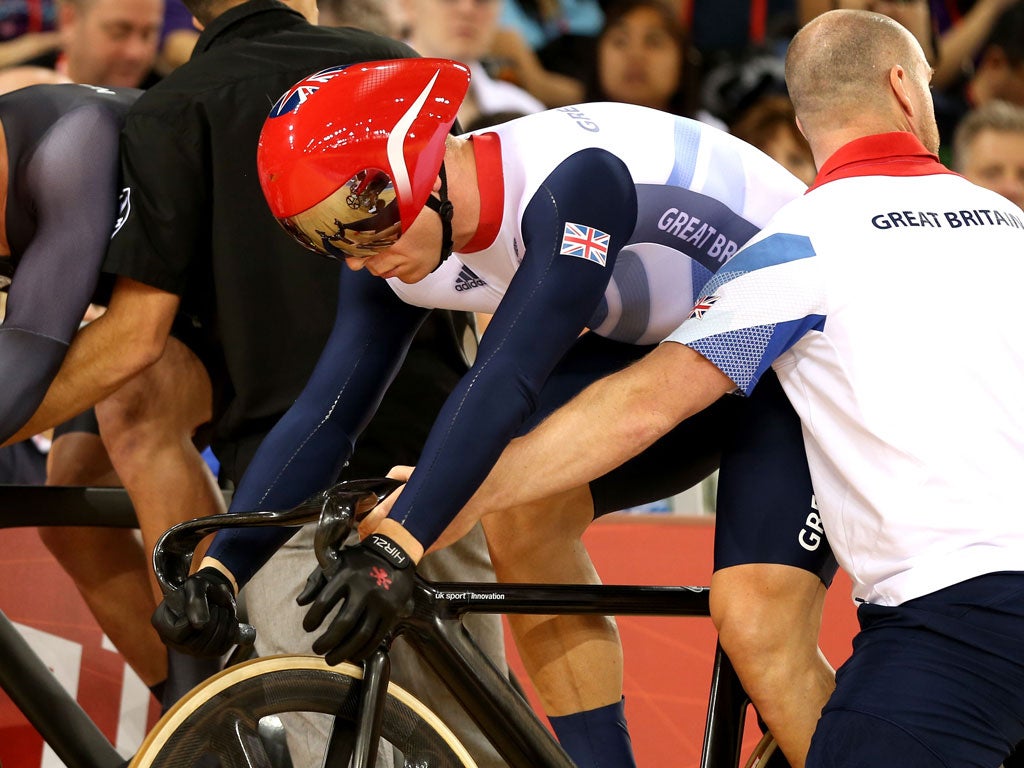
[682,0,799,127]
[700,46,787,128]
[800,0,938,65]
[17,0,164,88]
[685,0,799,61]
[464,107,529,130]
[933,2,1024,153]
[731,93,817,185]
[1,1,57,40]
[925,0,1021,90]
[954,99,1024,208]
[318,0,409,37]
[799,0,1022,92]
[0,0,60,68]
[485,0,592,107]
[0,64,70,92]
[500,0,601,50]
[584,0,702,118]
[497,0,602,73]
[155,0,199,76]
[801,1,1024,161]
[403,0,544,127]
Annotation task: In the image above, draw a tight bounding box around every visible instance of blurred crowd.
[2,0,1021,199]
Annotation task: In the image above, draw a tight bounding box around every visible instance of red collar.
[461,133,504,253]
[808,132,955,193]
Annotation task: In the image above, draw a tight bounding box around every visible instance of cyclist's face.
[343,199,443,284]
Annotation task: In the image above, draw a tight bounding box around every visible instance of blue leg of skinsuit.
[549,700,636,768]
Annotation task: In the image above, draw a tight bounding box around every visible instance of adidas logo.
[455,265,487,292]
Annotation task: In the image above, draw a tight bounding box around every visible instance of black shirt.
[102,0,465,478]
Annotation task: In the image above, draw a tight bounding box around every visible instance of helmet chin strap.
[424,162,455,272]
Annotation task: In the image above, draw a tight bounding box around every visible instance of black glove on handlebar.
[298,533,415,665]
[152,567,242,658]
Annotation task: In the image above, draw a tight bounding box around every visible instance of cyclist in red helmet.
[157,57,835,768]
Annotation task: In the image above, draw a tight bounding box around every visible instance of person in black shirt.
[6,1,505,762]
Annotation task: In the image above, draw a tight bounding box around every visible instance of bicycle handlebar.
[153,477,403,596]
[152,478,402,662]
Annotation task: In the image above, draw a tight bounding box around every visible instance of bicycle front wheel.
[130,654,477,768]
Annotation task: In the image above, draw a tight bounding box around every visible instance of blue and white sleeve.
[666,232,827,394]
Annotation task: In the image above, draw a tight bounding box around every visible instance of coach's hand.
[298,532,415,665]
[152,566,242,657]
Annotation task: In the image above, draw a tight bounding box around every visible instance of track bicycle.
[133,478,780,768]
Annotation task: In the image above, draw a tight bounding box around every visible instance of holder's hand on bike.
[152,566,246,657]
[298,532,415,665]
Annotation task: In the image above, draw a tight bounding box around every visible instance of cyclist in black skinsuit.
[0,83,135,441]
[0,83,177,694]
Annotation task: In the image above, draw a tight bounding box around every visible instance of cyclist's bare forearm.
[3,278,179,445]
[466,342,735,516]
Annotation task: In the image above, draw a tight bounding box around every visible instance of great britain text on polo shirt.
[871,208,1024,230]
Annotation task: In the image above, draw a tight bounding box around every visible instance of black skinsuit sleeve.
[205,267,429,587]
[0,106,120,443]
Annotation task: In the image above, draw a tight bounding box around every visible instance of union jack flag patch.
[689,295,719,319]
[560,222,610,266]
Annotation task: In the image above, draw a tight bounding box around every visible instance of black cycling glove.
[298,533,415,665]
[152,567,242,658]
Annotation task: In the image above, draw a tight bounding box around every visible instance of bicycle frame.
[387,579,753,768]
[154,478,759,768]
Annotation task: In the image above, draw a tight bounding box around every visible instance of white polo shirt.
[669,132,1024,606]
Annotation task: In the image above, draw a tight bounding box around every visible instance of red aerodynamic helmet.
[257,58,471,261]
